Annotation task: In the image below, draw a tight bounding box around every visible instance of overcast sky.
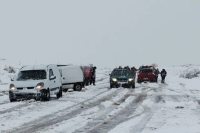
[0,0,199,68]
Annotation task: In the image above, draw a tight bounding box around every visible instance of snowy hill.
[165,64,200,79]
[0,59,22,92]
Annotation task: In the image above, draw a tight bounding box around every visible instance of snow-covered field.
[0,60,200,133]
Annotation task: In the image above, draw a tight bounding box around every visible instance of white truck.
[58,65,84,91]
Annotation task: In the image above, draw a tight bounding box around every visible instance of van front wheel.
[73,84,82,91]
[46,89,50,101]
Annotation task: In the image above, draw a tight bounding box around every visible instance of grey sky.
[0,0,199,68]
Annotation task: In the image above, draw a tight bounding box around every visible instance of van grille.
[27,87,34,89]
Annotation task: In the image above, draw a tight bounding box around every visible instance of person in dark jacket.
[160,69,167,83]
[91,66,97,85]
[154,68,160,82]
[124,66,130,70]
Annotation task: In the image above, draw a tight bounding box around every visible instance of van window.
[49,69,54,78]
[17,70,46,81]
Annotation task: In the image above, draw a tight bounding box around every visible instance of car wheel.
[56,90,60,99]
[10,99,16,102]
[74,84,82,91]
[132,83,135,89]
[63,88,68,92]
[114,85,119,88]
[60,87,63,97]
[46,89,50,101]
[110,84,113,89]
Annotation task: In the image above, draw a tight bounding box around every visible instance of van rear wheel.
[74,84,82,91]
[56,87,62,99]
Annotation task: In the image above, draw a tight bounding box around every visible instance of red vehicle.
[137,68,156,83]
[80,66,93,86]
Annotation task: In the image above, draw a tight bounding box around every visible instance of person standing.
[154,68,160,82]
[160,69,167,83]
[91,66,97,85]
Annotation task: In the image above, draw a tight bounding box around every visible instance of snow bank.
[0,59,22,92]
[165,64,200,79]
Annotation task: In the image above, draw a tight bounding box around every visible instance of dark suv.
[110,68,135,88]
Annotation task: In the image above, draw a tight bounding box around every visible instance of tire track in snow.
[0,102,34,115]
[71,89,136,133]
[77,88,147,133]
[7,88,123,133]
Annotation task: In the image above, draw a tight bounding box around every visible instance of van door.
[48,69,57,92]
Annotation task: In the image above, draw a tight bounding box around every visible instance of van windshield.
[17,70,46,81]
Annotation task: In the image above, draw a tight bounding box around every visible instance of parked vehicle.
[9,65,62,102]
[80,65,94,86]
[110,68,135,88]
[139,65,154,70]
[58,65,84,91]
[137,68,156,83]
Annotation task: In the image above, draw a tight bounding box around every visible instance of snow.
[0,61,200,133]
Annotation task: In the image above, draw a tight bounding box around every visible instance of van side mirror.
[50,76,56,80]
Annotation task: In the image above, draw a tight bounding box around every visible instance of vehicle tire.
[132,83,135,88]
[56,87,62,99]
[110,84,113,89]
[114,85,119,88]
[10,99,16,102]
[60,87,63,97]
[74,84,82,91]
[46,89,50,101]
[63,88,68,92]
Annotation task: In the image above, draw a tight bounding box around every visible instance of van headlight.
[10,84,16,90]
[36,82,44,89]
[112,78,117,82]
[128,78,133,82]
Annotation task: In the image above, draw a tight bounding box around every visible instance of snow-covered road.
[1,67,200,133]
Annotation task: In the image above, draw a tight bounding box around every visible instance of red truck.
[137,68,156,83]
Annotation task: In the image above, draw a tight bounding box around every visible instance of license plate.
[144,78,148,80]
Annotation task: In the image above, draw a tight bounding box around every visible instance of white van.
[9,65,62,102]
[58,65,84,91]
